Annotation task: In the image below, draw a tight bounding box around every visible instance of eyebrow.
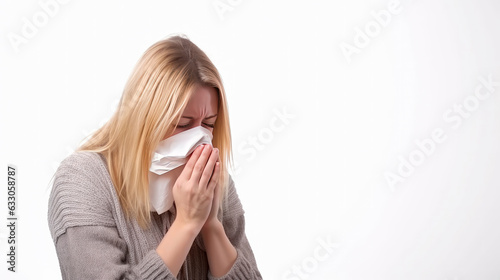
[181,114,218,119]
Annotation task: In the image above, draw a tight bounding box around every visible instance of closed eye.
[177,123,215,128]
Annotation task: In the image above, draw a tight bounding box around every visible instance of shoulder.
[49,151,113,205]
[47,151,116,244]
[57,150,108,176]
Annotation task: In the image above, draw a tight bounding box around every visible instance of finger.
[181,144,205,180]
[190,144,213,184]
[199,148,219,189]
[207,162,220,194]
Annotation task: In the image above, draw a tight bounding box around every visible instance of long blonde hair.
[76,34,233,229]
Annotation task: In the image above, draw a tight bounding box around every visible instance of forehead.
[182,86,219,115]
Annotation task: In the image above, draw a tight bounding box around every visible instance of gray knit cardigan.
[47,151,262,279]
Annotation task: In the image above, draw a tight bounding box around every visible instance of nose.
[192,120,203,127]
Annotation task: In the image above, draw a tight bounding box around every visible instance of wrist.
[172,218,203,237]
[201,219,222,236]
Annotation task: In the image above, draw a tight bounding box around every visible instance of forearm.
[156,220,200,277]
[201,220,237,277]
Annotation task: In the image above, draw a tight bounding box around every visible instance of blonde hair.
[76,34,233,229]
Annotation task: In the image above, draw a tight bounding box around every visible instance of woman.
[47,34,262,279]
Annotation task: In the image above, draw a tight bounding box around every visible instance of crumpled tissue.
[149,126,213,214]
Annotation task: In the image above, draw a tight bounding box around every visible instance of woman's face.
[165,85,219,139]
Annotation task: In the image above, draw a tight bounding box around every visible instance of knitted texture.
[47,151,262,279]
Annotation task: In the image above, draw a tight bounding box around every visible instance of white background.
[1,0,500,279]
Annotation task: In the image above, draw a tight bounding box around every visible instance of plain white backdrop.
[1,0,500,279]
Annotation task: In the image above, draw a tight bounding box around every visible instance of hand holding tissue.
[149,126,213,214]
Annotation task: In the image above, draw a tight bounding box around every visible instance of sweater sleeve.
[207,176,263,280]
[54,225,176,280]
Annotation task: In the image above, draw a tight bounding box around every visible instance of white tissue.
[149,126,213,214]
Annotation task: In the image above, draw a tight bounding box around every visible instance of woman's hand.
[172,144,220,231]
[202,166,222,231]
